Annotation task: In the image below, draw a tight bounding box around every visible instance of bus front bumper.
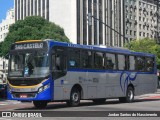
[7,87,52,101]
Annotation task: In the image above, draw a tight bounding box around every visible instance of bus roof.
[46,39,155,57]
[13,39,155,57]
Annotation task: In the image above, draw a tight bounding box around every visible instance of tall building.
[0,8,14,71]
[14,0,125,47]
[125,0,158,43]
[0,8,15,42]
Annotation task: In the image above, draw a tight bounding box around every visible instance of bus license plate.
[20,94,27,98]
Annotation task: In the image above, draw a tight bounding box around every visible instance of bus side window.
[94,52,104,69]
[118,54,125,70]
[68,48,80,68]
[81,50,92,68]
[136,57,145,71]
[105,53,116,70]
[129,56,136,71]
[146,57,154,72]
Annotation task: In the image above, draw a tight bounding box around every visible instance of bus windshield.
[9,51,49,78]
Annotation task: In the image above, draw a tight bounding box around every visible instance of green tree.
[125,38,160,69]
[0,16,70,57]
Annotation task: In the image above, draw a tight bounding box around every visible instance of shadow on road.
[15,98,160,110]
[0,98,7,101]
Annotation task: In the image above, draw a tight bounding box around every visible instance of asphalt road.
[0,90,160,120]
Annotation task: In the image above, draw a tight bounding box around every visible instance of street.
[0,90,160,120]
[1,97,160,111]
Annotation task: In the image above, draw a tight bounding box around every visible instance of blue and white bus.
[7,39,157,108]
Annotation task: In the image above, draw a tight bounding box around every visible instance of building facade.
[14,0,125,47]
[0,8,15,42]
[0,8,14,71]
[125,0,158,43]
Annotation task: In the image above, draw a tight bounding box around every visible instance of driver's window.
[52,47,66,72]
[52,54,61,70]
[52,46,67,79]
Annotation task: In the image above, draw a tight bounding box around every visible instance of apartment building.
[0,8,15,42]
[0,8,14,71]
[125,0,158,43]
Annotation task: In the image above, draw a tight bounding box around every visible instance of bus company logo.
[120,72,137,93]
[2,112,11,117]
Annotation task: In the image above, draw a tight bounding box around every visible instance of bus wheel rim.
[128,90,133,100]
[72,93,79,102]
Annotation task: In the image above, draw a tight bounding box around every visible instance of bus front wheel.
[33,101,47,109]
[67,88,80,107]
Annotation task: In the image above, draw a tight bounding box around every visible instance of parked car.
[0,84,7,98]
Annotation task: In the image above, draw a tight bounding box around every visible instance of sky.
[0,0,14,23]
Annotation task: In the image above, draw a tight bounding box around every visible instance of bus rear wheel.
[126,86,134,103]
[67,88,80,107]
[33,101,47,109]
[119,86,134,103]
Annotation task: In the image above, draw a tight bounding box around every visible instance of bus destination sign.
[14,43,44,50]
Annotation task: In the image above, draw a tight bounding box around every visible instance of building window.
[21,0,23,19]
[35,0,37,16]
[139,24,142,29]
[143,25,145,29]
[31,0,33,15]
[130,30,132,35]
[143,32,145,37]
[42,0,45,18]
[126,30,129,35]
[28,0,30,16]
[38,0,41,16]
[139,32,142,36]
[143,17,145,22]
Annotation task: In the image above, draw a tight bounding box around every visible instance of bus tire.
[67,88,80,107]
[119,86,134,103]
[126,86,134,103]
[33,101,47,109]
[92,98,106,104]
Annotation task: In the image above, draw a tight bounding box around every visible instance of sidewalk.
[136,89,160,100]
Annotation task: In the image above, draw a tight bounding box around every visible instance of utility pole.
[87,13,129,48]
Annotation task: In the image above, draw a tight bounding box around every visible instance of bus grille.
[12,92,37,98]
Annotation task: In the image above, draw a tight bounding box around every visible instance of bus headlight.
[44,83,50,90]
[38,83,50,93]
[38,87,43,93]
